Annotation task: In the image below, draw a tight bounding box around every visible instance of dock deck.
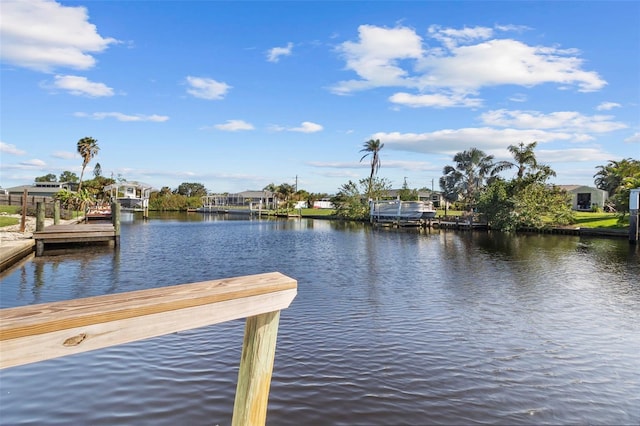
[33,223,118,256]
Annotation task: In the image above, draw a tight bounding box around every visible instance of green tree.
[503,141,539,179]
[441,148,498,211]
[276,183,296,210]
[59,171,79,182]
[93,162,102,178]
[398,177,419,201]
[174,182,207,198]
[360,139,384,199]
[76,136,100,193]
[331,181,367,219]
[477,143,572,231]
[35,173,57,182]
[82,175,116,201]
[331,177,390,220]
[594,158,640,213]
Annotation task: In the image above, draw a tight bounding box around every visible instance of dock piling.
[36,202,45,232]
[54,200,60,225]
[112,202,121,246]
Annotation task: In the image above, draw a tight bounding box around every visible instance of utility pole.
[295,175,298,193]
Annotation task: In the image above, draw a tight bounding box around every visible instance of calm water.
[1,213,639,425]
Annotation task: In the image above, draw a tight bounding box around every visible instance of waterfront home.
[104,181,155,212]
[558,185,608,211]
[5,181,79,198]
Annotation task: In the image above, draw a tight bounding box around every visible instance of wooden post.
[232,310,281,426]
[36,240,44,257]
[20,189,27,232]
[629,189,639,244]
[54,200,60,225]
[36,202,45,232]
[112,202,121,246]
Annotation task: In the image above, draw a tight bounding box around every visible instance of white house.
[558,185,608,211]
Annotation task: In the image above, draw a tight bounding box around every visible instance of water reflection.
[1,216,639,425]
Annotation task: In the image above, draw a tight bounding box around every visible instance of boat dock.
[373,215,489,230]
[33,223,119,256]
[31,201,121,256]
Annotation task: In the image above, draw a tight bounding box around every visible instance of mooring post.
[112,202,121,246]
[20,189,27,233]
[232,310,282,426]
[36,202,45,232]
[53,200,60,225]
[629,189,639,244]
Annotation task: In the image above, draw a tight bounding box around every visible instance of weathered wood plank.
[0,288,296,369]
[34,232,116,240]
[0,272,297,341]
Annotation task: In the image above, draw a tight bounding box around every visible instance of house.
[558,185,608,211]
[104,181,155,211]
[5,181,79,197]
[312,198,334,209]
[205,190,278,209]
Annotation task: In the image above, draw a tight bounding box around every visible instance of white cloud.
[289,122,324,133]
[480,109,627,133]
[269,122,323,133]
[537,148,611,163]
[596,102,621,111]
[74,112,169,122]
[427,25,495,50]
[372,127,576,156]
[214,120,254,131]
[333,25,424,94]
[20,159,47,167]
[389,91,482,108]
[0,142,26,155]
[0,0,117,72]
[185,76,231,100]
[625,132,640,144]
[52,151,78,159]
[417,39,605,92]
[267,42,293,63]
[51,75,114,97]
[508,93,528,103]
[332,24,606,103]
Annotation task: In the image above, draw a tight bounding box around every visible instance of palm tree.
[441,148,498,211]
[496,141,556,187]
[360,139,384,199]
[594,158,640,196]
[76,137,100,193]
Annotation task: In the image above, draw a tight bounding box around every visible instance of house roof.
[557,184,604,193]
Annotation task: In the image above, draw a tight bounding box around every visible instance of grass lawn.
[572,211,628,229]
[0,205,21,227]
[300,208,335,217]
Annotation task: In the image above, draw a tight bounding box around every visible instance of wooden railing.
[0,272,297,425]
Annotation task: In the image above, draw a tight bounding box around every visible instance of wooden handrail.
[0,271,297,425]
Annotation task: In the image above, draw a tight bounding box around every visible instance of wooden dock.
[31,201,121,256]
[33,223,119,256]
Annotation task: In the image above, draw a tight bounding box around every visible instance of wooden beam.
[232,311,281,426]
[0,272,297,369]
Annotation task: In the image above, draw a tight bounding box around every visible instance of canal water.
[1,213,639,425]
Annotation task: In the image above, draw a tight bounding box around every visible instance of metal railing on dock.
[0,271,297,426]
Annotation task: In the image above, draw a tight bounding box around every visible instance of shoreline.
[0,213,631,273]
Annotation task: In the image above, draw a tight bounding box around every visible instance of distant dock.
[32,202,121,256]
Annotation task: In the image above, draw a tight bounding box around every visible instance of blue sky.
[1,0,639,195]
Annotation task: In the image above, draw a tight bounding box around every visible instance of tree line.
[329,138,638,230]
[35,136,639,229]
